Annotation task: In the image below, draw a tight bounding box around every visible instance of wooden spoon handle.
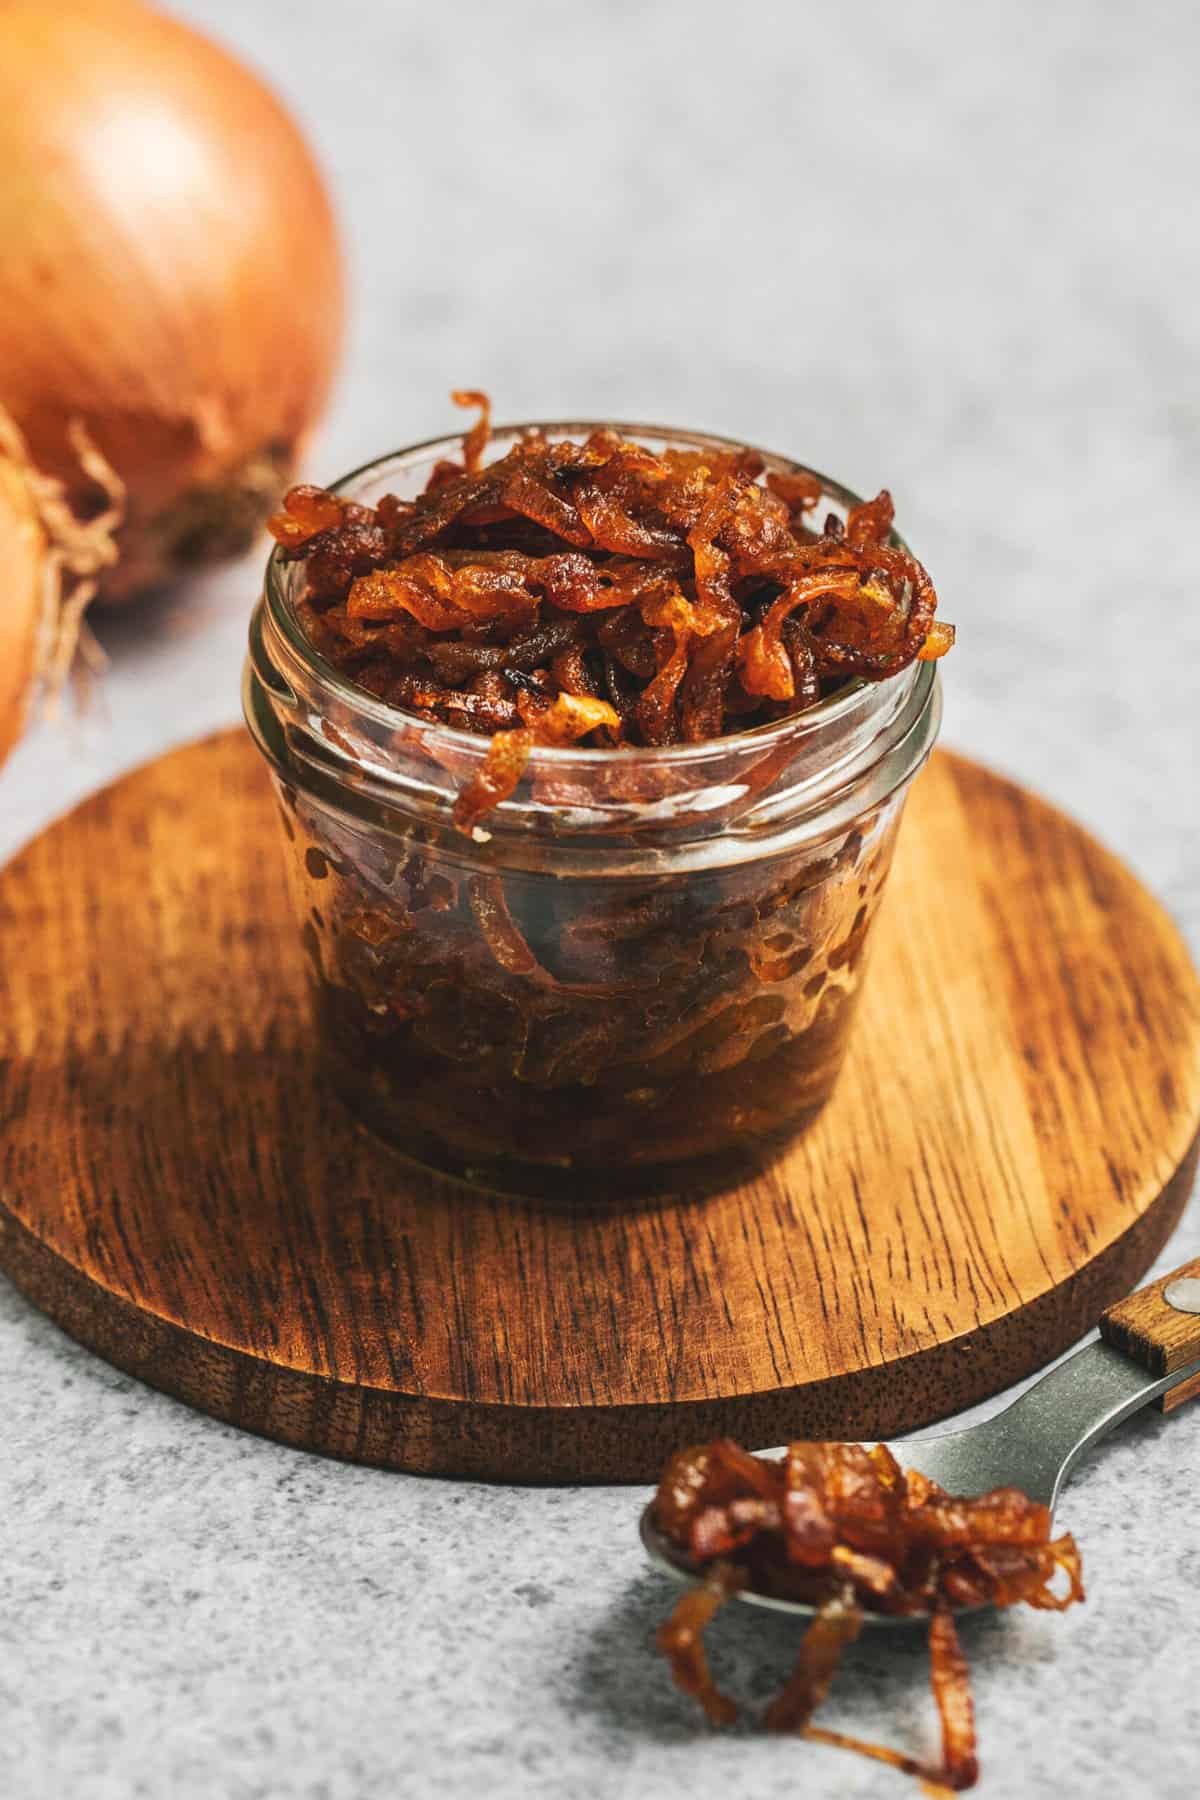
[1099,1257,1200,1414]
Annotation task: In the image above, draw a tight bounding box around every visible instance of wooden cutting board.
[1,732,1198,1481]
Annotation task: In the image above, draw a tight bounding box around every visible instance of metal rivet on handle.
[1163,1278,1200,1315]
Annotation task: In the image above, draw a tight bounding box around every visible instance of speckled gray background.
[2,3,1198,1796]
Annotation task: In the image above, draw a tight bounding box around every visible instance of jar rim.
[261,419,908,772]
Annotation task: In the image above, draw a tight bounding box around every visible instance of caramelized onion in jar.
[244,410,946,1203]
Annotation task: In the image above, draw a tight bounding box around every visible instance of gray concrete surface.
[2,2,1198,1796]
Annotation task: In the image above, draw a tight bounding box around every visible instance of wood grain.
[1,732,1198,1481]
[1100,1256,1200,1416]
[1159,1371,1200,1415]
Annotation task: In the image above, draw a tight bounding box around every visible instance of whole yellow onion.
[0,0,344,605]
[0,447,45,766]
[0,407,123,767]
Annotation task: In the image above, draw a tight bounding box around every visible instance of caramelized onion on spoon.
[652,1438,1082,1790]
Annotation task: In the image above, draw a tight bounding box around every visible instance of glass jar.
[244,424,942,1204]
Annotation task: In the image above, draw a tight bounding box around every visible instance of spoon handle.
[1101,1260,1200,1411]
[1100,1255,1200,1413]
[896,1261,1200,1511]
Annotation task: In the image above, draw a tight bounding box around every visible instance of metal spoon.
[641,1263,1200,1628]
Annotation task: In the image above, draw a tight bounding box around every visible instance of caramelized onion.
[274,396,952,830]
[652,1437,1084,1789]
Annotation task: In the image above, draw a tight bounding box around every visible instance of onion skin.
[0,456,45,766]
[0,404,124,765]
[0,0,344,602]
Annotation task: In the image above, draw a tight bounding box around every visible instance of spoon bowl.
[640,1262,1200,1629]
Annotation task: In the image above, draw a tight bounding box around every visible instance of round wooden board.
[1,732,1198,1483]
